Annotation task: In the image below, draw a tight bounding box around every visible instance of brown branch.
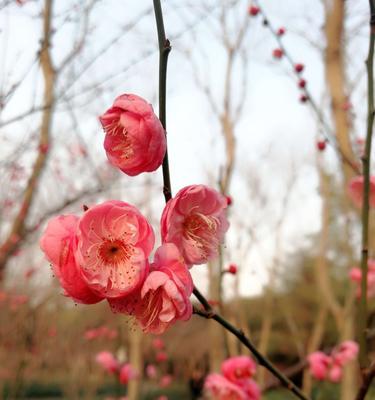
[355,362,375,400]
[0,0,56,280]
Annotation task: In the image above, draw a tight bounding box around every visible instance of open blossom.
[221,356,257,385]
[348,175,375,208]
[40,215,103,304]
[75,200,154,298]
[95,351,120,374]
[110,243,193,334]
[205,374,247,400]
[100,94,166,176]
[161,185,229,265]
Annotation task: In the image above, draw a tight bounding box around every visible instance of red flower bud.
[272,48,283,59]
[294,63,304,73]
[317,140,326,151]
[298,79,306,88]
[228,264,238,275]
[277,27,286,36]
[248,6,260,16]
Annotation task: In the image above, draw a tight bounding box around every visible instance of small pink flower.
[159,374,172,388]
[100,94,166,176]
[40,215,102,304]
[75,200,154,298]
[152,338,165,350]
[95,351,119,374]
[240,379,261,400]
[331,341,359,366]
[349,262,375,299]
[119,363,137,385]
[161,185,229,265]
[156,352,168,363]
[307,352,331,381]
[348,176,375,208]
[328,364,342,383]
[146,364,157,379]
[84,328,100,340]
[111,244,193,334]
[204,373,247,400]
[221,356,257,384]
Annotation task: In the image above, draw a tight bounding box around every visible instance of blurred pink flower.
[75,201,154,298]
[95,351,119,374]
[119,363,137,385]
[159,374,172,388]
[241,379,261,400]
[348,175,375,208]
[331,341,359,366]
[328,364,342,383]
[349,261,375,299]
[204,373,247,400]
[100,94,166,176]
[40,215,102,304]
[307,352,331,381]
[152,338,165,350]
[221,356,257,384]
[84,328,100,340]
[161,185,229,265]
[156,352,168,363]
[146,364,157,379]
[156,396,168,400]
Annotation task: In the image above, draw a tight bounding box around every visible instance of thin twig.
[355,362,375,400]
[358,0,375,371]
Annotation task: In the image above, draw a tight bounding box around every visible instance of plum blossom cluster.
[350,259,375,299]
[307,341,359,383]
[95,351,137,385]
[204,356,260,400]
[40,94,229,335]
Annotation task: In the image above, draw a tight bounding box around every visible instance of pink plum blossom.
[240,380,261,400]
[110,243,193,334]
[100,94,166,176]
[156,352,168,363]
[204,373,247,400]
[119,363,137,385]
[307,352,331,381]
[152,338,165,350]
[40,215,102,304]
[95,351,119,374]
[348,175,375,208]
[146,364,157,379]
[75,201,154,298]
[161,185,229,265]
[328,364,342,383]
[331,341,359,366]
[349,260,375,298]
[221,356,257,385]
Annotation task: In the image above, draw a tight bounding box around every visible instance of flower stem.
[153,0,172,203]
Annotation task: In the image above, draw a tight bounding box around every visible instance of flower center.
[98,239,133,267]
[183,213,219,252]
